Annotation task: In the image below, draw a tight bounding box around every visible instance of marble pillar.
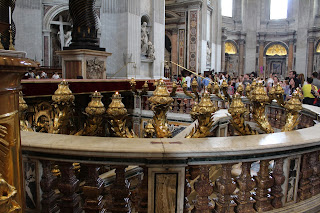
[238,39,245,76]
[171,29,178,77]
[258,40,265,77]
[307,37,315,77]
[188,9,199,72]
[221,34,227,72]
[288,40,294,74]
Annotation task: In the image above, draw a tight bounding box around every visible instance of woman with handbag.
[302,77,319,105]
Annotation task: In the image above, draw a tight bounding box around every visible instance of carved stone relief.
[86,58,105,79]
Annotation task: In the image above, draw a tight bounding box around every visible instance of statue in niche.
[141,22,156,59]
[147,41,155,60]
[206,41,211,65]
[141,22,149,55]
[86,58,105,79]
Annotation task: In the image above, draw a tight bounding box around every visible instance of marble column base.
[57,49,112,79]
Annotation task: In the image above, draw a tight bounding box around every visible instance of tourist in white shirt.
[185,73,191,91]
[52,72,60,79]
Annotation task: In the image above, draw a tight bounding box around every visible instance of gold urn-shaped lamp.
[236,83,244,96]
[149,79,174,106]
[229,93,246,115]
[250,81,274,133]
[85,91,106,116]
[149,79,174,138]
[52,80,75,104]
[198,92,217,115]
[251,79,257,89]
[221,79,228,90]
[282,91,302,132]
[106,92,127,118]
[186,92,216,138]
[251,81,269,103]
[284,91,302,112]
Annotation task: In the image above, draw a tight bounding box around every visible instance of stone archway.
[42,4,69,66]
[264,42,288,79]
[225,40,239,76]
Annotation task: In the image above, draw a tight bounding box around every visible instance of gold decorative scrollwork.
[0,174,20,213]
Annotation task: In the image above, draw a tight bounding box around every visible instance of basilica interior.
[1,0,320,213]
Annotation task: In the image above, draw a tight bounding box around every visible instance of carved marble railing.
[20,105,320,213]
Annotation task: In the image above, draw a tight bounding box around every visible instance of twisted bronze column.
[67,0,104,50]
[0,0,15,50]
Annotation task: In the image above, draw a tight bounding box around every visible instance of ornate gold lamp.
[76,91,106,136]
[282,91,302,132]
[228,93,257,135]
[50,81,75,134]
[250,81,274,133]
[148,79,174,138]
[236,83,244,96]
[186,92,217,138]
[213,81,223,100]
[106,92,134,138]
[221,79,231,102]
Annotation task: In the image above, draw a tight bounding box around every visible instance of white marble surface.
[21,109,320,161]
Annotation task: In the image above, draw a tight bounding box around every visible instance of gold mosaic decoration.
[266,44,287,56]
[225,42,237,55]
[316,42,320,53]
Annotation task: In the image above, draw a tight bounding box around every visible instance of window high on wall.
[270,0,288,20]
[221,0,233,17]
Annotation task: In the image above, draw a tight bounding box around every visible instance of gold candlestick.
[8,29,15,50]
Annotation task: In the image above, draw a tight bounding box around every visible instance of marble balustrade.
[20,103,320,213]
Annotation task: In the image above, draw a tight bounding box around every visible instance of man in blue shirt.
[202,74,211,87]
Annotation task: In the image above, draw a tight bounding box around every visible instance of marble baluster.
[271,158,285,208]
[40,160,59,213]
[173,98,179,113]
[110,166,131,212]
[179,98,185,113]
[82,164,106,213]
[309,151,320,196]
[298,153,313,201]
[192,165,214,213]
[235,162,256,213]
[253,160,274,212]
[214,163,237,213]
[145,97,150,110]
[184,167,192,213]
[137,166,148,213]
[185,99,191,113]
[57,162,82,213]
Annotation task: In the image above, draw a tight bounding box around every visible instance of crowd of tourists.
[174,70,320,107]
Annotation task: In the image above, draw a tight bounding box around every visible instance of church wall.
[151,0,165,79]
[100,8,128,78]
[243,0,258,74]
[14,1,42,63]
